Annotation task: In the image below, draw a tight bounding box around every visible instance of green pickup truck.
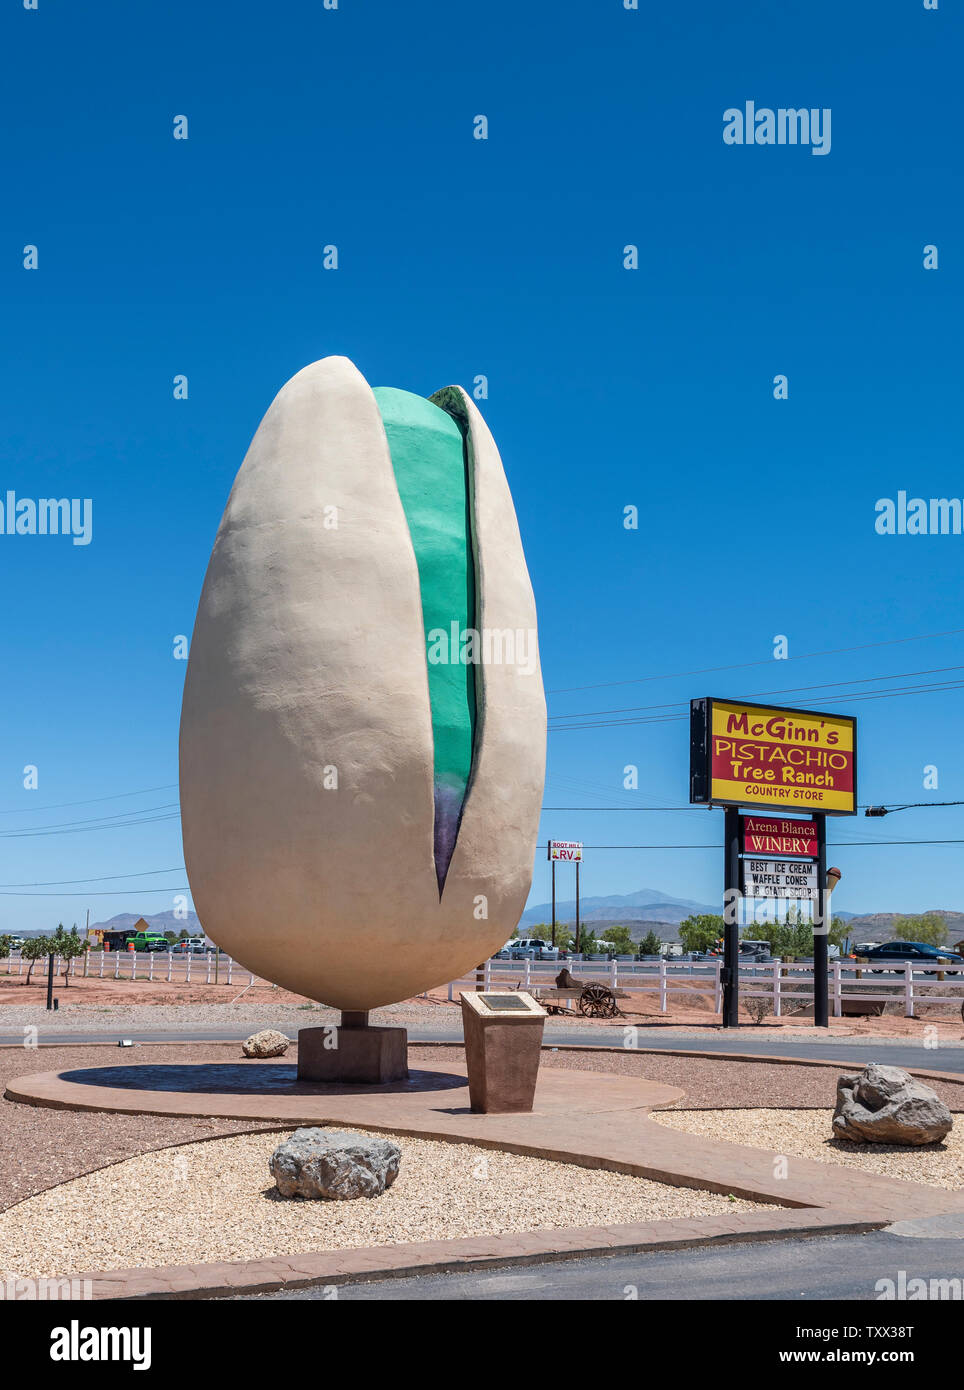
[126,931,170,952]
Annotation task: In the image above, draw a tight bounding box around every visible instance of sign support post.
[723,806,741,1027]
[813,813,829,1027]
[547,841,584,953]
[550,850,556,948]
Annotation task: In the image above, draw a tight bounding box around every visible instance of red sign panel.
[742,817,817,858]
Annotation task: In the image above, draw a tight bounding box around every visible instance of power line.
[0,867,186,888]
[525,839,964,849]
[546,627,964,696]
[0,784,178,816]
[0,805,180,838]
[0,886,190,898]
[550,676,964,730]
[549,664,964,723]
[541,804,961,811]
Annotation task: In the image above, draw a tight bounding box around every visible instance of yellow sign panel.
[692,698,857,815]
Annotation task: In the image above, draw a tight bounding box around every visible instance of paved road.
[238,1226,964,1300]
[4,1025,963,1071]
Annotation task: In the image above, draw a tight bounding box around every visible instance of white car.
[509,938,560,961]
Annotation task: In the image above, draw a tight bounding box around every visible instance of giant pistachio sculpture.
[179,356,546,1010]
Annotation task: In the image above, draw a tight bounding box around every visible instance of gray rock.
[270,1128,401,1200]
[832,1063,952,1146]
[242,1029,290,1058]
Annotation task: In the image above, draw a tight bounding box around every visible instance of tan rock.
[832,1063,953,1145]
[241,1030,290,1059]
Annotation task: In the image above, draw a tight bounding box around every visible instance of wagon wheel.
[579,983,617,1018]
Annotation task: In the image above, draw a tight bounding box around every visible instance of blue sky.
[1,0,961,933]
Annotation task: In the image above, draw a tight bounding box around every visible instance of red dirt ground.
[2,972,962,1039]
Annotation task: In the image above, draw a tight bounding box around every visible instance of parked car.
[858,940,964,975]
[737,940,773,959]
[509,938,560,961]
[174,937,211,955]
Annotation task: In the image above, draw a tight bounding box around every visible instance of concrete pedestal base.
[460,991,546,1113]
[297,1025,409,1084]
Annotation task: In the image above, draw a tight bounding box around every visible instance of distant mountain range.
[14,910,206,941]
[521,888,719,929]
[521,887,964,944]
[88,910,204,936]
[12,901,963,949]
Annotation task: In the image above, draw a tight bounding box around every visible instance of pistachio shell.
[179,357,546,1010]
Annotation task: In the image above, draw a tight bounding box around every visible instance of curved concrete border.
[78,1208,886,1300]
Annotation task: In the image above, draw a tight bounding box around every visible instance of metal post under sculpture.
[178,356,547,1081]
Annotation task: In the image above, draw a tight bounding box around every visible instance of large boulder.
[242,1029,290,1058]
[270,1128,401,1200]
[832,1063,953,1146]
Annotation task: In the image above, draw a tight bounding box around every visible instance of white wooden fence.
[444,957,964,1019]
[4,950,962,1020]
[2,950,259,988]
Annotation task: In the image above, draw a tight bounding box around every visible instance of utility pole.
[550,849,556,948]
[722,807,741,1027]
[812,813,828,1027]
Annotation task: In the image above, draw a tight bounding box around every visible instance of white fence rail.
[1,950,260,988]
[444,958,964,1019]
[3,950,962,1020]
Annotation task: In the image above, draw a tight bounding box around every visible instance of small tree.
[894,913,948,947]
[50,924,87,987]
[600,924,634,956]
[678,914,724,955]
[21,935,51,985]
[637,929,663,957]
[756,917,814,960]
[524,923,553,942]
[829,916,849,952]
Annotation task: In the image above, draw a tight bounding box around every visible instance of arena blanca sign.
[743,816,817,858]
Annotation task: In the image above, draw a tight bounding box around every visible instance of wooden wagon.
[530,967,630,1019]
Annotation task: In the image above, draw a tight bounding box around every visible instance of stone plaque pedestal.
[297,1012,408,1084]
[460,990,546,1113]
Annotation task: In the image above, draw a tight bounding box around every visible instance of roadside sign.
[548,840,583,861]
[743,816,818,858]
[690,697,857,815]
[741,857,819,900]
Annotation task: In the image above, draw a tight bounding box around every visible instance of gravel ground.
[0,1044,277,1211]
[4,992,963,1041]
[651,1108,964,1188]
[534,1045,964,1113]
[3,1043,964,1217]
[0,1127,769,1278]
[0,998,435,1033]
